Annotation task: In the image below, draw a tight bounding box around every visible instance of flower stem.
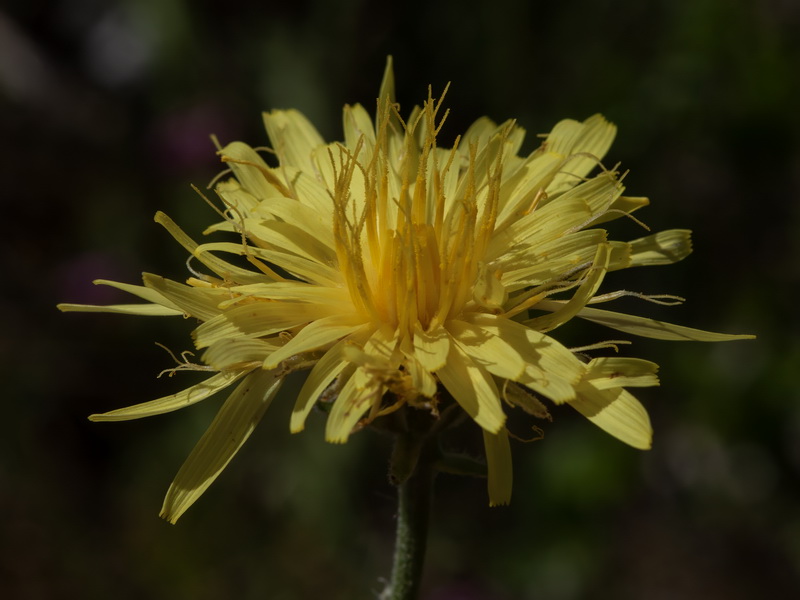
[387,442,435,600]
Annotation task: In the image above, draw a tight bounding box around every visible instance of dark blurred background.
[2,0,798,598]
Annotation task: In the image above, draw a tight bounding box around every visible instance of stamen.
[155,343,215,377]
[570,340,632,353]
[588,291,685,305]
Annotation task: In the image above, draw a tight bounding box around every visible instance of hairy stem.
[387,439,435,600]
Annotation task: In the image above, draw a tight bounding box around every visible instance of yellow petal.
[198,241,341,287]
[589,195,650,226]
[217,141,283,200]
[287,165,336,216]
[325,328,399,442]
[460,312,584,404]
[413,324,450,371]
[628,229,693,267]
[405,354,438,398]
[227,282,350,307]
[94,279,182,310]
[583,357,660,390]
[569,386,652,449]
[545,114,617,196]
[262,109,325,173]
[142,273,227,321]
[202,338,279,370]
[378,55,396,106]
[89,371,247,421]
[155,212,266,285]
[495,151,562,228]
[473,262,507,309]
[437,340,506,433]
[323,370,376,443]
[263,313,368,369]
[291,327,373,433]
[160,369,283,523]
[57,278,184,316]
[193,302,340,349]
[343,103,376,156]
[447,319,525,381]
[243,218,336,265]
[57,302,180,316]
[525,243,611,332]
[516,365,577,405]
[251,196,335,249]
[557,168,623,218]
[487,197,592,261]
[213,178,260,216]
[483,428,512,506]
[500,229,607,290]
[548,303,757,342]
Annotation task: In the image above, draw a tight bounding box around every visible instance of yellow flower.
[59,58,753,522]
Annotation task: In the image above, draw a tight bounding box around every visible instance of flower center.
[331,94,505,342]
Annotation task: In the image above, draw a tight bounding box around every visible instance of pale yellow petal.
[525,243,611,332]
[263,313,368,369]
[461,312,584,404]
[262,109,325,172]
[473,262,507,309]
[251,196,335,249]
[557,168,623,218]
[243,218,336,265]
[217,141,283,200]
[437,341,505,433]
[487,197,592,261]
[213,178,261,216]
[57,279,185,316]
[202,338,279,370]
[545,114,617,196]
[89,371,247,421]
[287,166,336,216]
[516,365,577,405]
[323,375,372,443]
[290,326,373,433]
[325,328,399,442]
[495,151,563,228]
[447,319,525,381]
[193,302,340,349]
[378,55,396,107]
[542,302,756,342]
[227,282,350,307]
[483,428,512,506]
[142,273,227,321]
[607,240,633,271]
[343,103,376,156]
[93,279,182,311]
[590,195,649,225]
[197,241,342,287]
[607,229,691,272]
[405,354,438,398]
[500,229,607,290]
[627,229,693,268]
[155,212,267,285]
[57,303,181,316]
[413,324,450,371]
[160,369,283,523]
[584,357,660,389]
[569,386,652,449]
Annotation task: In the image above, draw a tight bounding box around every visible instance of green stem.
[388,445,434,600]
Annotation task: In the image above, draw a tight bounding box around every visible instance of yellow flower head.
[59,58,752,522]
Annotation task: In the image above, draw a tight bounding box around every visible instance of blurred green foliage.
[2,0,798,598]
